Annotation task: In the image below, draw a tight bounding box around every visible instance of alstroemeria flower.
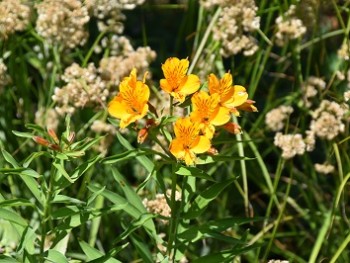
[170,117,211,166]
[208,72,248,115]
[160,57,200,103]
[108,69,149,128]
[190,91,231,138]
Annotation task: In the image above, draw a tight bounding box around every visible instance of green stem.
[167,163,178,260]
[233,116,249,217]
[262,166,293,261]
[40,161,58,259]
[264,158,285,227]
[188,7,221,74]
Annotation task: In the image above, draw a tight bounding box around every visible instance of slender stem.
[167,163,178,259]
[40,161,58,260]
[188,7,221,74]
[262,167,294,261]
[233,116,249,217]
[264,158,285,227]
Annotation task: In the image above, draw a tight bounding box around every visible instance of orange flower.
[108,69,149,128]
[190,91,231,138]
[160,57,200,103]
[170,117,211,166]
[208,73,248,115]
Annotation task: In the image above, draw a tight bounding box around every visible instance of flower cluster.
[301,76,326,108]
[275,5,307,47]
[52,63,109,115]
[309,100,348,140]
[314,163,335,174]
[0,0,31,40]
[201,0,260,57]
[35,0,89,49]
[85,0,145,34]
[108,57,257,165]
[337,42,350,61]
[274,132,306,159]
[142,190,181,224]
[0,59,11,89]
[265,105,294,132]
[98,39,156,86]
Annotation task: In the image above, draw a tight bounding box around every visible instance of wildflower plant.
[2,0,350,262]
[104,57,257,260]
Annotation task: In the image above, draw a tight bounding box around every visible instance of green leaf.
[17,226,36,254]
[196,155,254,165]
[116,132,154,173]
[114,214,156,244]
[0,208,27,227]
[51,195,85,205]
[192,250,236,263]
[79,240,122,263]
[183,178,236,219]
[111,167,146,212]
[178,217,264,242]
[70,155,101,181]
[0,198,35,208]
[0,255,19,263]
[22,151,49,168]
[25,123,46,134]
[44,249,69,263]
[102,150,148,164]
[88,184,160,242]
[70,136,103,152]
[53,161,73,183]
[0,168,40,178]
[130,235,154,263]
[1,148,19,168]
[18,174,43,205]
[175,165,215,181]
[12,130,34,139]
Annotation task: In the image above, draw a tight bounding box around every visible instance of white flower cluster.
[275,5,307,47]
[0,59,11,89]
[301,76,326,108]
[309,100,348,140]
[201,0,260,57]
[265,105,294,132]
[85,0,145,33]
[35,0,90,49]
[0,0,31,39]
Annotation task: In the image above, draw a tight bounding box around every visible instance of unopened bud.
[68,132,75,144]
[48,129,59,144]
[33,136,50,147]
[137,128,148,144]
[224,122,242,135]
[207,147,218,155]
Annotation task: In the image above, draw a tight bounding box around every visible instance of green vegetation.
[0,0,350,262]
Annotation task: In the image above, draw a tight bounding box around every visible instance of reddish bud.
[33,136,50,147]
[207,147,219,155]
[48,144,61,151]
[224,122,242,135]
[48,129,59,144]
[137,128,148,144]
[236,100,258,112]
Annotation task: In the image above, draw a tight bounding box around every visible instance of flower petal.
[211,106,231,126]
[179,74,200,96]
[191,135,211,154]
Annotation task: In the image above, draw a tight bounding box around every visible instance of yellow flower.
[208,72,248,115]
[108,69,149,128]
[160,57,200,103]
[190,91,231,138]
[170,117,211,166]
